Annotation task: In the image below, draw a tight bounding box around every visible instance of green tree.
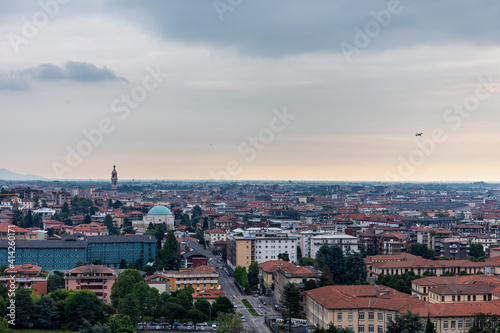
[221,244,228,262]
[344,252,367,282]
[161,302,187,325]
[110,269,144,309]
[0,318,7,333]
[33,296,59,329]
[278,253,290,262]
[195,298,211,319]
[280,283,301,333]
[217,312,245,333]
[247,261,259,290]
[112,200,123,209]
[108,314,134,333]
[297,246,302,260]
[47,271,65,292]
[155,230,181,270]
[15,288,34,328]
[187,308,208,324]
[119,259,127,269]
[103,214,118,235]
[24,209,34,228]
[65,290,107,330]
[317,244,345,283]
[117,293,140,323]
[299,257,315,267]
[192,205,202,218]
[84,214,92,224]
[212,296,235,316]
[312,323,354,333]
[79,319,110,333]
[409,243,435,259]
[386,310,425,333]
[304,279,317,290]
[424,315,437,333]
[469,243,485,259]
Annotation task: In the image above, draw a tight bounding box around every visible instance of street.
[207,252,272,333]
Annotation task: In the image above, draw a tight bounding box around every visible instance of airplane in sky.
[415,132,423,136]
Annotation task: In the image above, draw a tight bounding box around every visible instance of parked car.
[173,322,182,327]
[212,323,218,330]
[254,293,259,297]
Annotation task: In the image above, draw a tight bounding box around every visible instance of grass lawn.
[7,329,66,333]
[241,299,262,317]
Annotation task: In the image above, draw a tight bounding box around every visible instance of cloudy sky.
[1,0,499,182]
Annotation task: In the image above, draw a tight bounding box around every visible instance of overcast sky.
[1,0,499,182]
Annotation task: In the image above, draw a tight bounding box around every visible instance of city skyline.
[1,1,499,182]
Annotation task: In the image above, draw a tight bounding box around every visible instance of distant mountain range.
[0,169,49,181]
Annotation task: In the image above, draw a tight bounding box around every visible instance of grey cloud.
[105,0,500,57]
[0,61,127,90]
[23,61,128,82]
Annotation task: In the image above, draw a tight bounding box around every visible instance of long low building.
[0,235,156,270]
[305,284,500,333]
[365,253,499,279]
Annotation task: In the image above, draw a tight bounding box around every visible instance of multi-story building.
[258,260,295,293]
[305,284,500,333]
[309,234,359,259]
[412,275,500,303]
[376,231,410,255]
[65,265,117,304]
[145,273,171,294]
[0,235,156,270]
[441,238,469,260]
[0,264,47,295]
[0,222,33,240]
[275,264,320,303]
[204,228,227,251]
[73,222,109,236]
[192,289,225,304]
[227,227,298,269]
[298,230,325,258]
[163,265,218,292]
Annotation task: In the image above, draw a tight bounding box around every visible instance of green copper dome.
[148,205,172,215]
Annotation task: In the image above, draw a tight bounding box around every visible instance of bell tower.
[111,165,118,200]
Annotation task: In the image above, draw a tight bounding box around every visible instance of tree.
[317,244,345,283]
[112,200,123,209]
[161,302,187,325]
[0,318,7,333]
[192,205,202,218]
[103,214,118,235]
[280,283,301,333]
[47,271,65,293]
[117,293,140,323]
[424,315,437,333]
[195,298,211,319]
[221,244,228,262]
[344,252,367,283]
[79,320,110,333]
[65,290,107,330]
[108,314,134,333]
[84,214,92,224]
[24,209,34,228]
[155,230,181,270]
[386,310,425,333]
[187,308,208,324]
[110,269,144,309]
[212,296,234,316]
[299,257,315,267]
[278,253,290,262]
[409,243,435,259]
[312,324,354,333]
[217,312,245,333]
[247,262,259,290]
[304,279,317,290]
[297,246,302,260]
[15,288,34,328]
[33,296,59,329]
[469,243,485,259]
[119,259,127,269]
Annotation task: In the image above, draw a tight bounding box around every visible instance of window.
[451,321,455,329]
[337,313,342,321]
[443,321,448,329]
[377,313,383,322]
[452,296,455,301]
[359,312,365,321]
[377,326,383,333]
[433,321,437,329]
[348,312,353,321]
[473,295,476,301]
[359,325,365,333]
[368,312,374,320]
[466,320,471,329]
[368,325,374,333]
[387,314,392,322]
[458,321,463,330]
[441,296,445,302]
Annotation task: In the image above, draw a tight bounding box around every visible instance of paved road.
[208,252,271,333]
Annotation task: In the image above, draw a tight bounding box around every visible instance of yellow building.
[164,265,218,292]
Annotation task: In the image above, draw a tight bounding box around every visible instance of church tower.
[111,165,118,200]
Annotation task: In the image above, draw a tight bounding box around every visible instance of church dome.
[148,205,172,215]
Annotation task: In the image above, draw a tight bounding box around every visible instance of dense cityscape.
[1,167,500,332]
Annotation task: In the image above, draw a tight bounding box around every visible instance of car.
[186,325,193,330]
[173,322,182,327]
[212,323,218,330]
[254,293,259,297]
[197,322,208,326]
[258,304,262,308]
[262,301,267,305]
[241,316,246,322]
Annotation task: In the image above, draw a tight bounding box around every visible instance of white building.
[133,205,175,234]
[309,234,359,259]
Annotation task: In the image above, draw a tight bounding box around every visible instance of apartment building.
[275,264,320,303]
[163,265,218,292]
[65,264,117,304]
[227,227,298,269]
[309,234,359,259]
[441,238,469,260]
[0,264,47,295]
